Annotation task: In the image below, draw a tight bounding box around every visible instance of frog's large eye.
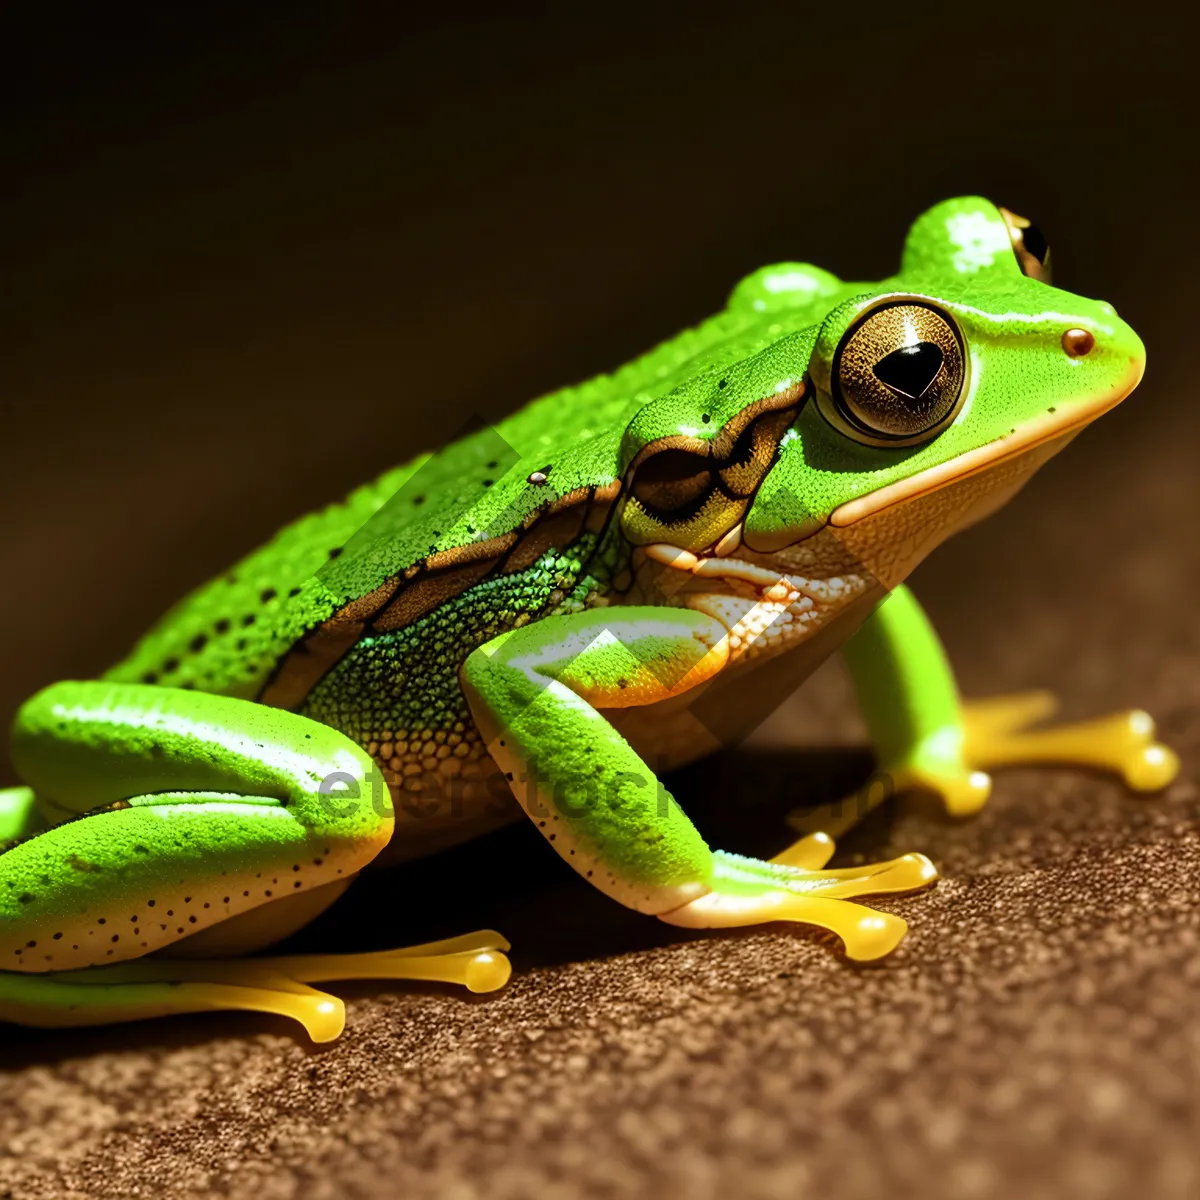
[832,302,966,444]
[998,206,1052,284]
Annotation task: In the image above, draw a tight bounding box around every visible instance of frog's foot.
[0,930,511,1042]
[960,690,1180,793]
[788,690,1181,838]
[658,846,937,961]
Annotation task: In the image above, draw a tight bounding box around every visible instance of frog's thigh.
[462,607,936,961]
[3,681,394,971]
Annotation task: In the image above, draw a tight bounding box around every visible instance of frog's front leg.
[0,683,510,1040]
[461,607,937,961]
[791,584,1180,837]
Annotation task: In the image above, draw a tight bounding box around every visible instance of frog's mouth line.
[631,361,1141,618]
[828,363,1142,528]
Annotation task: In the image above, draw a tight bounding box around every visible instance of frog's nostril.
[1062,328,1095,358]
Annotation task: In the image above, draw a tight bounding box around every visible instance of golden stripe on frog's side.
[258,483,621,711]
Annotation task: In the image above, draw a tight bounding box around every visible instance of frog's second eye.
[998,206,1052,284]
[832,302,966,444]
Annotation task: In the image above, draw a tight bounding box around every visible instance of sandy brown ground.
[0,409,1197,1199]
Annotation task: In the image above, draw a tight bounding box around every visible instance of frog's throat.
[828,362,1141,528]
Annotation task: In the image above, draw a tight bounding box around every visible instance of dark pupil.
[872,342,944,401]
[1021,222,1049,264]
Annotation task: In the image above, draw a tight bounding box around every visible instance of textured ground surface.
[0,391,1197,1199]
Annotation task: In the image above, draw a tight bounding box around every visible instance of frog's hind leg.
[786,584,1179,844]
[1,682,512,1038]
[0,930,512,1041]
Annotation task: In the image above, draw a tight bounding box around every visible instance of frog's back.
[106,264,850,699]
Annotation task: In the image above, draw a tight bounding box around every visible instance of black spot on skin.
[215,619,231,634]
[17,893,33,904]
[141,672,159,685]
[111,934,119,942]
[134,844,150,854]
[189,916,197,924]
[412,495,426,506]
[288,587,302,598]
[486,460,499,469]
[162,658,180,674]
[293,865,301,871]
[717,379,727,389]
[328,547,344,560]
[97,917,106,925]
[294,881,302,888]
[260,588,277,604]
[241,614,256,627]
[482,479,493,487]
[52,932,62,940]
[701,414,711,423]
[26,940,36,948]
[189,634,208,653]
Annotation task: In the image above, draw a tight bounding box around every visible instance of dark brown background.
[1,5,1198,1199]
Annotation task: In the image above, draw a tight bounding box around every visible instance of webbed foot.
[960,690,1179,794]
[0,929,512,1042]
[788,690,1181,840]
[659,843,938,961]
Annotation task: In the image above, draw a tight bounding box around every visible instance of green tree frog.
[0,197,1179,1041]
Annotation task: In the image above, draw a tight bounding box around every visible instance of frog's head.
[618,196,1144,595]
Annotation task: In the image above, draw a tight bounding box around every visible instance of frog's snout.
[1067,312,1146,389]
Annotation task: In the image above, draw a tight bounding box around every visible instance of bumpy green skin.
[2,684,388,971]
[1,196,1147,996]
[302,538,602,757]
